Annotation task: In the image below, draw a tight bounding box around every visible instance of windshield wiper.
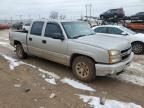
[72,35,87,39]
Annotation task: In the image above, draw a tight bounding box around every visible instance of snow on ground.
[0,53,144,107]
[76,94,143,108]
[1,54,24,70]
[61,78,96,92]
[38,68,60,79]
[112,62,144,86]
[38,69,60,85]
[0,54,59,85]
[0,41,14,50]
[0,54,96,91]
[114,74,144,86]
[45,78,57,85]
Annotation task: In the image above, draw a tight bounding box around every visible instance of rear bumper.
[95,52,134,76]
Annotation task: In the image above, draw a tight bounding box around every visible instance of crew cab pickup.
[9,20,134,82]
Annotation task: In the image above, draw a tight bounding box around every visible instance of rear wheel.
[113,14,118,19]
[72,56,96,82]
[100,16,104,20]
[16,44,27,59]
[132,42,144,54]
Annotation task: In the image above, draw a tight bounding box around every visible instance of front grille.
[121,47,131,60]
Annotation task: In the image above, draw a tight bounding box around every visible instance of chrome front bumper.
[95,52,134,76]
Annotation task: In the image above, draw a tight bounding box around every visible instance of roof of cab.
[32,19,84,23]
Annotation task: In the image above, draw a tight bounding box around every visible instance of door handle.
[29,38,32,41]
[42,40,46,44]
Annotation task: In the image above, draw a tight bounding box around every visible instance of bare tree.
[59,14,66,20]
[49,11,59,19]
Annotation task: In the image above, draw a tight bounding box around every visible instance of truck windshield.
[62,22,95,39]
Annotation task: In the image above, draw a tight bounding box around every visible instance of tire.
[100,16,104,20]
[132,42,144,54]
[113,14,118,19]
[16,44,27,59]
[72,56,96,82]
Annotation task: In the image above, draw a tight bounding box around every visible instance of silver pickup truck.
[9,20,134,82]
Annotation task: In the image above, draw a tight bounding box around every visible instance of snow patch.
[77,94,143,108]
[112,62,144,86]
[127,62,144,74]
[38,68,60,85]
[45,78,56,85]
[0,42,14,50]
[0,42,8,45]
[0,54,60,85]
[114,74,144,86]
[1,54,24,70]
[40,73,57,85]
[61,78,96,92]
[38,68,60,79]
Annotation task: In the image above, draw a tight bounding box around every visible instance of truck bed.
[9,30,28,49]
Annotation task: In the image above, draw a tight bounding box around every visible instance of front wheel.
[132,42,144,54]
[16,44,27,59]
[72,56,96,82]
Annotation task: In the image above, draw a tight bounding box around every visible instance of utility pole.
[90,4,92,19]
[10,17,12,25]
[85,4,92,20]
[85,4,88,20]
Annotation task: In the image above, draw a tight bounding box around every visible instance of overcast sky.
[0,0,144,20]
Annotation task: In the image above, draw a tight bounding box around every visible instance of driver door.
[40,22,68,65]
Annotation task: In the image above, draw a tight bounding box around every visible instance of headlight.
[108,50,121,64]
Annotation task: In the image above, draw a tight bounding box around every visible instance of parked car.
[12,22,23,30]
[93,25,144,54]
[0,24,9,29]
[130,12,144,20]
[100,8,125,19]
[127,22,144,30]
[9,20,133,82]
[22,23,31,31]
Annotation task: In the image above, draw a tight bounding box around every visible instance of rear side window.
[30,21,44,36]
[25,23,30,26]
[107,27,123,35]
[94,27,107,33]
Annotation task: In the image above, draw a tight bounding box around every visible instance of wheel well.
[70,54,95,67]
[131,41,144,45]
[14,40,21,46]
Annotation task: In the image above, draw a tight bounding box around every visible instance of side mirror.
[51,33,65,41]
[121,32,128,36]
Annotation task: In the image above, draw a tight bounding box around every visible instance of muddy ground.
[0,30,144,108]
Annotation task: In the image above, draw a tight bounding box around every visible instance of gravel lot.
[0,30,144,108]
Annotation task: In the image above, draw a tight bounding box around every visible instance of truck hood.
[72,34,130,51]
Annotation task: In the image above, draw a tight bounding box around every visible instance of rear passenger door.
[40,22,67,65]
[27,21,45,56]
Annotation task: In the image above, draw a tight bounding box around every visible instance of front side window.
[94,27,107,33]
[30,21,44,36]
[44,23,62,38]
[107,27,123,35]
